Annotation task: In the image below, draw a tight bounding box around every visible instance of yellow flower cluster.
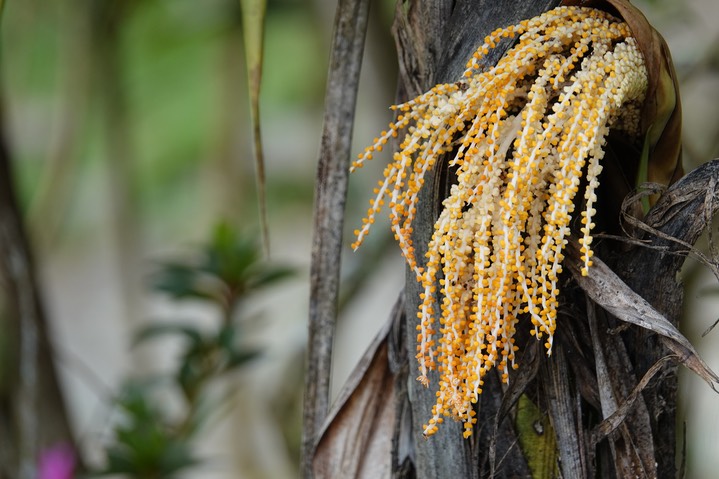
[351,6,647,438]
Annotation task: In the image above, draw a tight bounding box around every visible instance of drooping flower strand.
[351,6,648,439]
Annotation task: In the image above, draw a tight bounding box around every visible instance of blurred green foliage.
[152,222,293,311]
[90,223,292,477]
[0,1,330,476]
[98,384,199,478]
[0,0,326,233]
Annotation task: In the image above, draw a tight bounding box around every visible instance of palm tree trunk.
[393,2,696,477]
[394,2,562,477]
[311,2,716,478]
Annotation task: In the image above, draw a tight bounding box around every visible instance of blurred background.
[1,0,719,477]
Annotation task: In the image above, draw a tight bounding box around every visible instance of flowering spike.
[351,6,647,438]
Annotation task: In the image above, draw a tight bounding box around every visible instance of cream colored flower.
[352,6,647,438]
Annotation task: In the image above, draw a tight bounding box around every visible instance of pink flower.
[37,444,75,479]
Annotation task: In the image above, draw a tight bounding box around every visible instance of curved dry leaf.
[603,0,683,185]
[619,179,719,285]
[566,242,719,391]
[312,306,399,479]
[591,356,675,444]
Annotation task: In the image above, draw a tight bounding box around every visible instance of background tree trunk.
[303,0,371,476]
[0,109,76,478]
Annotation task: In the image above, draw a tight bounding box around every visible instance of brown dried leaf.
[604,0,683,185]
[591,356,675,444]
[565,241,719,391]
[312,317,396,479]
[563,0,683,186]
[587,299,657,478]
[542,345,589,477]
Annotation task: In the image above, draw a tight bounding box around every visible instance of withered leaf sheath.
[564,0,683,185]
